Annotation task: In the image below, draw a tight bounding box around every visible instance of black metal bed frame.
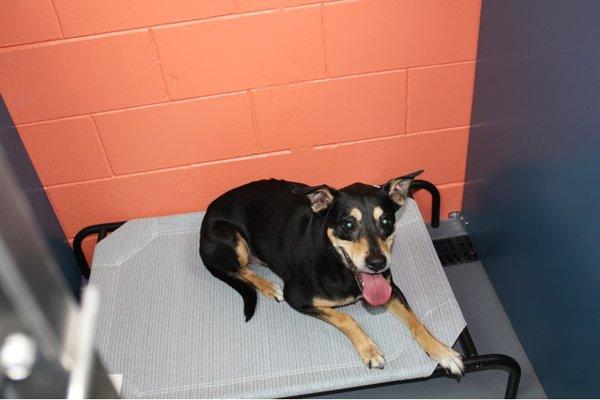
[72,179,521,398]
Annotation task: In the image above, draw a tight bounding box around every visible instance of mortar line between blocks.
[44,150,293,189]
[148,29,172,101]
[13,60,474,125]
[405,69,410,133]
[90,115,116,176]
[437,181,466,189]
[320,3,329,78]
[246,91,263,152]
[313,124,472,149]
[1,3,323,52]
[49,0,66,38]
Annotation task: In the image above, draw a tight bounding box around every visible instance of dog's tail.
[206,267,257,322]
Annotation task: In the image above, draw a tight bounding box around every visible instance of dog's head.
[294,170,423,305]
[294,169,423,273]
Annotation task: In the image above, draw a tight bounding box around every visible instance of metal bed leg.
[452,328,521,398]
[458,328,478,357]
[73,222,125,279]
[410,179,441,228]
[461,354,521,398]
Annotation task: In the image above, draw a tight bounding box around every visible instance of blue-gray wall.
[0,96,82,297]
[465,1,600,397]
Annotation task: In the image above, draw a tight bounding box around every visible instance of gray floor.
[313,219,546,399]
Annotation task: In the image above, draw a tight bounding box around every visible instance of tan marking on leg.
[238,268,283,302]
[233,234,282,301]
[373,206,384,221]
[234,232,250,267]
[349,207,362,221]
[387,298,463,375]
[312,296,360,308]
[315,307,384,369]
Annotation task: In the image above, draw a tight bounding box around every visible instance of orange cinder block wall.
[0,0,481,257]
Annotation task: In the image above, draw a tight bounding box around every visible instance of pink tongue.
[360,273,392,306]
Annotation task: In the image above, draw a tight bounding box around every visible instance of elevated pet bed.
[74,180,521,398]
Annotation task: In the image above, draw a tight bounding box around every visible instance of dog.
[199,170,463,375]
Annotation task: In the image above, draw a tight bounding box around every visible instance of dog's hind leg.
[238,268,283,302]
[200,220,259,321]
[200,219,283,321]
[234,233,283,302]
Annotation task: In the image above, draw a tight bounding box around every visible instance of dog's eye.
[341,221,355,230]
[382,218,390,226]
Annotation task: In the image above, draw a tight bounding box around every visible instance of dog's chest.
[312,294,363,308]
[315,273,363,303]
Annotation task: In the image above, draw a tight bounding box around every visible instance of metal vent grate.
[433,235,479,266]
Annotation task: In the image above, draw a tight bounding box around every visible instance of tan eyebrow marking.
[349,208,362,221]
[373,206,384,221]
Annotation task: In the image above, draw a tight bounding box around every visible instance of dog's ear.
[381,170,424,207]
[293,185,339,213]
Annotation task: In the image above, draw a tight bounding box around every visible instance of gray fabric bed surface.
[90,198,466,398]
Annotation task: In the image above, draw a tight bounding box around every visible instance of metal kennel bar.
[72,180,521,398]
[0,148,118,398]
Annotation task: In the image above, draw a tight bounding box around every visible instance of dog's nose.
[366,255,387,271]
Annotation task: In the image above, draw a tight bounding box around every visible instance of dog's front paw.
[428,341,464,377]
[358,341,385,369]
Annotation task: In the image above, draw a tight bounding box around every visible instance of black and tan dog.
[199,171,463,375]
